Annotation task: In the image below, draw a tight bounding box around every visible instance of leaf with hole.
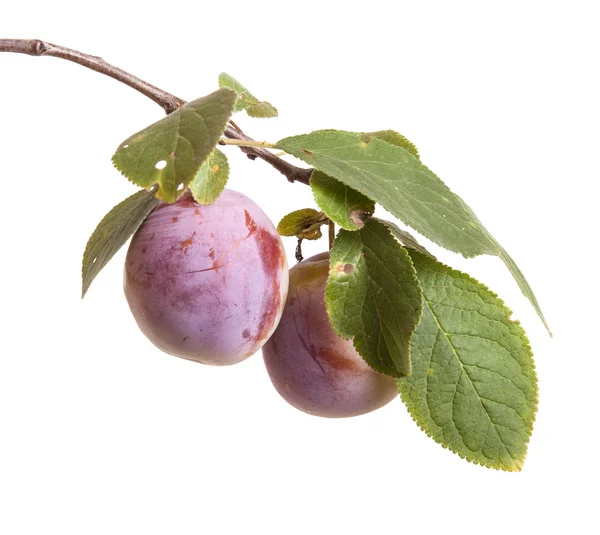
[277,208,327,240]
[82,189,159,298]
[189,148,230,205]
[398,251,538,471]
[277,130,550,334]
[112,88,236,203]
[218,73,278,118]
[326,218,422,378]
[310,171,374,230]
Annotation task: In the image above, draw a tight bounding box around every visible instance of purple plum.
[262,252,397,418]
[124,189,289,365]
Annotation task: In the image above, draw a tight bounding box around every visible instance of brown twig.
[0,38,312,185]
[0,39,185,114]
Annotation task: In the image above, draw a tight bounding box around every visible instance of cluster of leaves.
[83,75,545,471]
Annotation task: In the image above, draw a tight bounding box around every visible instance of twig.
[0,39,185,114]
[0,38,313,185]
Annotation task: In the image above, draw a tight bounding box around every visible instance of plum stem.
[0,38,313,185]
[295,238,304,263]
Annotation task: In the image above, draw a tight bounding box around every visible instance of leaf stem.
[219,138,277,149]
[0,38,313,185]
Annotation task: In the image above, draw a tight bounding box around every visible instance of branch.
[0,38,312,186]
[0,38,185,114]
[222,128,312,184]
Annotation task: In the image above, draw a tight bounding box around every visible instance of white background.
[1,1,598,533]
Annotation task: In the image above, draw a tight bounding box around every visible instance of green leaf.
[277,130,496,256]
[398,251,538,471]
[326,218,422,378]
[452,196,552,335]
[112,88,236,203]
[277,208,327,240]
[364,130,420,159]
[277,130,550,334]
[246,101,279,119]
[498,247,550,335]
[310,171,375,230]
[189,148,230,205]
[82,189,159,297]
[218,73,278,118]
[376,218,436,259]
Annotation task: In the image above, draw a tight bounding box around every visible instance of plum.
[262,252,397,417]
[124,189,289,365]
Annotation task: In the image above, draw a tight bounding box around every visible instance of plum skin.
[262,252,397,418]
[124,189,288,365]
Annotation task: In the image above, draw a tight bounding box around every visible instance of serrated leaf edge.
[279,130,550,335]
[218,72,278,118]
[246,101,279,119]
[81,189,159,297]
[190,148,230,206]
[277,208,325,238]
[375,217,437,259]
[111,89,236,203]
[398,252,539,472]
[310,172,374,231]
[364,130,421,160]
[277,130,498,257]
[325,222,423,378]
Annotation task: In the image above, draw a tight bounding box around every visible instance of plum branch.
[0,38,312,185]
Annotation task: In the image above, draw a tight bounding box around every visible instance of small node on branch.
[33,40,46,55]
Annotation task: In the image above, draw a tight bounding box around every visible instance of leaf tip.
[219,86,238,99]
[512,458,525,472]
